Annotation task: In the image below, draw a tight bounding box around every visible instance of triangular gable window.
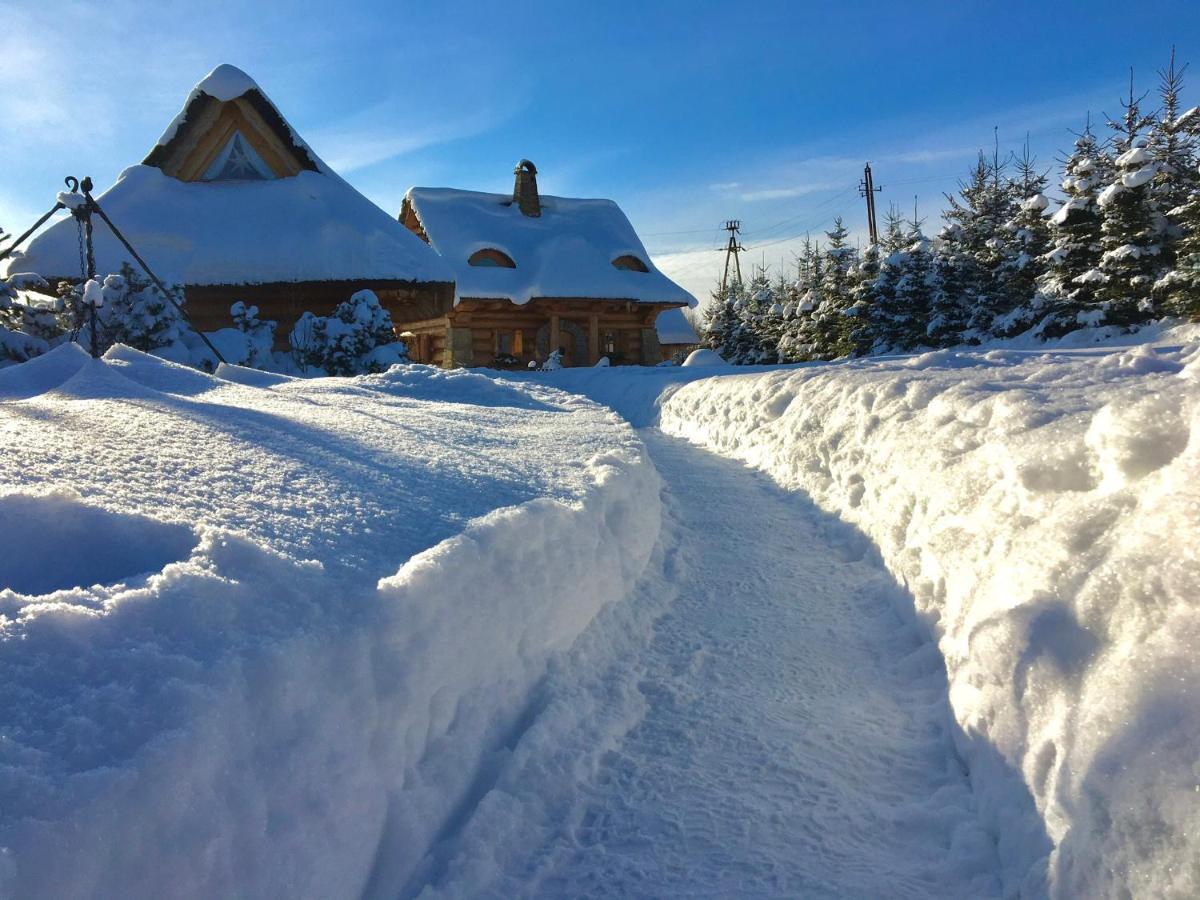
[202,131,275,182]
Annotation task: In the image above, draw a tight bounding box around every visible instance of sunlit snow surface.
[0,344,659,897]
[647,327,1200,898]
[2,322,1198,899]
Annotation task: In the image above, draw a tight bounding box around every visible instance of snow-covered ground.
[2,321,1198,898]
[413,431,1001,898]
[645,324,1200,897]
[0,345,659,897]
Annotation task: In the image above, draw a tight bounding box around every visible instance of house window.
[611,254,649,272]
[495,330,523,356]
[468,248,517,268]
[603,331,616,354]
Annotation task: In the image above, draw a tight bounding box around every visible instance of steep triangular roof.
[143,65,321,182]
[5,66,453,287]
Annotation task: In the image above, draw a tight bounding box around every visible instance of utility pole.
[859,163,881,245]
[719,219,745,291]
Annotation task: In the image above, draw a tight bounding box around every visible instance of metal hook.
[64,176,79,192]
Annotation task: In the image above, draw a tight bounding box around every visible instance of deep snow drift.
[647,328,1200,896]
[0,345,660,898]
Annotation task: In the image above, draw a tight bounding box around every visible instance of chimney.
[513,159,540,217]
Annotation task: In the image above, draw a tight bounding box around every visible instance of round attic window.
[468,248,517,268]
[612,255,649,272]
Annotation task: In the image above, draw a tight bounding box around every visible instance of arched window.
[611,254,649,272]
[468,248,517,268]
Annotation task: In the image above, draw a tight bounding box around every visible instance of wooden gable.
[143,92,319,183]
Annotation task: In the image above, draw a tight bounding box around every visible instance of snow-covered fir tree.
[994,143,1052,336]
[847,242,882,355]
[806,218,859,358]
[97,264,190,355]
[289,289,408,376]
[1155,180,1200,317]
[941,148,1018,335]
[1038,123,1114,335]
[1148,51,1200,269]
[1096,141,1162,323]
[701,280,741,358]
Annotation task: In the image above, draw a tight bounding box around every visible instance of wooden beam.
[588,314,599,365]
[549,313,560,358]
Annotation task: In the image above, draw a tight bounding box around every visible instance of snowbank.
[655,333,1200,896]
[0,345,660,897]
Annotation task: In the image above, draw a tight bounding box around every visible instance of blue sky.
[3,0,1198,300]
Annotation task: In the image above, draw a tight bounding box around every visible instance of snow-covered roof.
[402,186,695,307]
[4,65,452,287]
[655,306,698,345]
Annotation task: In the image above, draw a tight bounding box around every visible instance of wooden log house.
[397,162,695,368]
[6,65,455,342]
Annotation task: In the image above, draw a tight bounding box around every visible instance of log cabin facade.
[397,162,695,368]
[6,65,455,343]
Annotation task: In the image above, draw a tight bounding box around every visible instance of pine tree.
[1148,49,1199,269]
[847,242,882,355]
[807,218,858,358]
[941,145,1018,336]
[927,240,971,345]
[701,280,740,357]
[1097,99,1162,325]
[873,214,934,351]
[289,289,406,375]
[98,264,189,353]
[995,142,1052,336]
[1038,122,1113,336]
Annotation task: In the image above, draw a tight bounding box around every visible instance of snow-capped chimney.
[513,159,540,217]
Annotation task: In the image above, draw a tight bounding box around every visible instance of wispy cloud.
[739,181,843,201]
[309,105,516,173]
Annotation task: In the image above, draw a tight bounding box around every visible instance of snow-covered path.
[424,430,1000,898]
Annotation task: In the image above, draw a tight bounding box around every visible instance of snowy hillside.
[0,346,659,897]
[651,326,1200,896]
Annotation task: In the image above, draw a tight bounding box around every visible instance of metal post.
[859,163,881,246]
[81,181,99,359]
[718,219,745,292]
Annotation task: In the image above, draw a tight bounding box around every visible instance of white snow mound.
[0,344,660,897]
[657,337,1200,897]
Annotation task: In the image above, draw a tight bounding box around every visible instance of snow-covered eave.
[456,294,688,308]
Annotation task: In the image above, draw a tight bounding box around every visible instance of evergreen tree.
[1097,143,1162,323]
[1038,122,1113,336]
[701,280,740,357]
[847,242,882,355]
[994,142,1052,336]
[873,215,934,351]
[808,218,858,358]
[98,264,189,353]
[941,146,1018,334]
[1155,182,1200,318]
[289,289,407,375]
[1148,49,1199,268]
[927,239,972,345]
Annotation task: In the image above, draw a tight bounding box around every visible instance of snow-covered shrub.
[540,348,563,371]
[0,273,66,366]
[95,264,189,355]
[208,301,277,369]
[288,290,408,376]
